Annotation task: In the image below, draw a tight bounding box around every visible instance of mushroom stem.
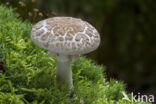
[56,60,73,89]
[48,52,79,89]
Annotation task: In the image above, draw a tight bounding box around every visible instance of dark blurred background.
[0,0,156,97]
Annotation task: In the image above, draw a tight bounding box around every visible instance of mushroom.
[31,17,100,89]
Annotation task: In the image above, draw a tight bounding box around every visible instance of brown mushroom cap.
[31,17,100,55]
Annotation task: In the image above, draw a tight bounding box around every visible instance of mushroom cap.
[31,17,100,55]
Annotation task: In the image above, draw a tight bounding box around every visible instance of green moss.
[0,5,150,104]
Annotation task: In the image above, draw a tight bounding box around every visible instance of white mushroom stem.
[56,60,73,89]
[48,51,79,89]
